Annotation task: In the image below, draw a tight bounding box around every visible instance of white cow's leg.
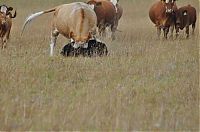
[50,28,59,56]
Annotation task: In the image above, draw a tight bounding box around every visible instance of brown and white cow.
[87,0,119,40]
[149,0,177,39]
[22,2,97,56]
[0,5,16,49]
[175,5,197,38]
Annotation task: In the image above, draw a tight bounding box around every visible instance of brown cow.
[22,2,98,56]
[87,0,118,40]
[0,5,16,49]
[149,0,177,39]
[175,5,197,38]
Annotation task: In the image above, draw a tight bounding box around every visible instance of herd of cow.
[149,0,197,39]
[0,0,197,57]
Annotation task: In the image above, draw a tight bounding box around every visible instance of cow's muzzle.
[166,9,173,13]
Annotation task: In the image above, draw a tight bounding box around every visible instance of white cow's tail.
[21,8,56,36]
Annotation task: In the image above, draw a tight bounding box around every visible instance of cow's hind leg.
[111,24,117,40]
[192,23,195,35]
[169,24,174,39]
[50,28,59,56]
[163,27,169,39]
[185,26,189,38]
[175,24,180,39]
[99,26,106,37]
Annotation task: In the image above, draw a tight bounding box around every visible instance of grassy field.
[0,0,199,130]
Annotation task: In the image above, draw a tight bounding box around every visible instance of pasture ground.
[0,0,199,130]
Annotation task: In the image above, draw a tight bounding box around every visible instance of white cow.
[22,2,97,56]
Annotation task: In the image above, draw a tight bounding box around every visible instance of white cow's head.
[0,5,13,14]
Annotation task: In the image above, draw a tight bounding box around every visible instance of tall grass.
[0,0,199,130]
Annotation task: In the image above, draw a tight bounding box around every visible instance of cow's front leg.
[2,40,7,49]
[2,29,11,49]
[175,27,179,39]
[185,26,189,38]
[99,26,106,37]
[50,28,59,56]
[163,27,169,39]
[157,27,161,39]
[111,24,117,40]
[2,37,7,49]
[169,24,174,39]
[192,23,195,35]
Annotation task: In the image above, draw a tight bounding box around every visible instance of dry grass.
[0,0,199,130]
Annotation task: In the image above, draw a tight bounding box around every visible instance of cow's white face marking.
[0,6,7,14]
[165,0,169,3]
[165,0,174,4]
[88,4,95,10]
[183,12,187,16]
[110,0,118,6]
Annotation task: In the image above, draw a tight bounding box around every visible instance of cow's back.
[54,2,97,41]
[177,5,196,28]
[53,4,73,37]
[94,0,116,26]
[185,5,196,24]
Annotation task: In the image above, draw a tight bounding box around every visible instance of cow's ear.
[8,7,13,11]
[96,2,102,6]
[183,10,187,16]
